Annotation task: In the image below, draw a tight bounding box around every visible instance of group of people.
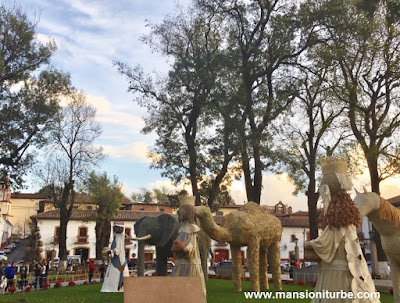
[33,259,49,289]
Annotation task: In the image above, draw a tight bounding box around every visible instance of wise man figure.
[305,156,378,303]
[101,223,129,292]
[171,190,206,299]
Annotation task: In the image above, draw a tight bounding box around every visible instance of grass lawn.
[0,279,393,302]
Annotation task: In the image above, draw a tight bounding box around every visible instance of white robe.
[100,232,129,292]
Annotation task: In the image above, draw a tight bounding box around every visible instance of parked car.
[3,247,11,253]
[143,261,175,276]
[0,251,7,261]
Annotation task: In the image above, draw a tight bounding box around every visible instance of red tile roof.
[33,210,165,221]
[12,193,131,204]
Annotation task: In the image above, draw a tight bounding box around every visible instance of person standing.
[19,267,27,291]
[4,262,16,291]
[99,261,105,282]
[34,261,41,289]
[171,191,206,298]
[100,223,129,292]
[39,259,47,288]
[88,259,95,283]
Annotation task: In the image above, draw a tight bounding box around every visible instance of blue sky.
[17,0,400,211]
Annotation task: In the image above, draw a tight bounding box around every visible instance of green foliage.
[131,188,153,203]
[85,171,124,222]
[0,4,70,186]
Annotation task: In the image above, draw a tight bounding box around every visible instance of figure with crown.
[305,156,379,303]
[171,190,206,298]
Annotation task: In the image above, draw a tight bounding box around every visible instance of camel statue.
[195,202,282,292]
[354,191,400,303]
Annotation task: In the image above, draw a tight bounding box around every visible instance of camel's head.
[353,190,380,217]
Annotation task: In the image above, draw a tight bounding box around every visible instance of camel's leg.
[268,242,282,290]
[248,238,260,292]
[259,245,268,290]
[388,257,400,303]
[231,245,242,292]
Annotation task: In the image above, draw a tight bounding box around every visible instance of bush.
[208,274,214,279]
[224,276,231,280]
[68,281,76,286]
[8,286,16,293]
[54,281,62,288]
[311,281,317,287]
[25,286,31,292]
[298,281,305,286]
[83,281,88,285]
[389,288,393,295]
[217,275,223,279]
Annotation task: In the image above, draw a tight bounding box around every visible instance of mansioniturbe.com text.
[243,290,381,300]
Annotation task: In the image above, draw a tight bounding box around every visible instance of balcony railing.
[77,235,89,244]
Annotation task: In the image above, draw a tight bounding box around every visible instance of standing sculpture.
[101,223,129,292]
[305,156,378,303]
[195,202,282,292]
[354,190,400,303]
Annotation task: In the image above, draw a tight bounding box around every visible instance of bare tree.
[38,91,103,270]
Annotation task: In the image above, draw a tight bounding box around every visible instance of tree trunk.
[137,241,145,276]
[366,156,387,262]
[96,220,111,260]
[307,191,319,240]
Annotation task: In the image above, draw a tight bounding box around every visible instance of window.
[54,227,60,243]
[125,228,132,243]
[160,208,165,212]
[140,208,145,211]
[87,206,92,210]
[78,227,88,243]
[291,234,296,242]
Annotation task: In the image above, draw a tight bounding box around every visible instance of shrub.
[311,281,317,287]
[25,286,31,292]
[8,286,16,293]
[208,274,214,279]
[268,278,273,283]
[54,281,62,288]
[152,272,156,276]
[246,277,250,281]
[68,281,76,286]
[224,276,231,280]
[389,288,393,295]
[42,282,50,289]
[217,275,223,279]
[298,281,305,286]
[83,281,88,285]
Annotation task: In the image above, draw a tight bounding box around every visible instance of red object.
[25,286,31,292]
[389,288,394,295]
[84,281,88,285]
[298,281,305,286]
[224,276,231,280]
[246,277,250,281]
[89,261,95,271]
[217,275,223,279]
[312,281,317,287]
[68,281,76,286]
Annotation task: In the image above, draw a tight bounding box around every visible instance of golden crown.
[178,190,195,207]
[320,156,348,175]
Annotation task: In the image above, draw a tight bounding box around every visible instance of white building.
[32,210,164,262]
[33,205,324,264]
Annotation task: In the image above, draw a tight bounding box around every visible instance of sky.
[16,0,400,211]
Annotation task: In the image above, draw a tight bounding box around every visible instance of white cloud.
[102,142,151,162]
